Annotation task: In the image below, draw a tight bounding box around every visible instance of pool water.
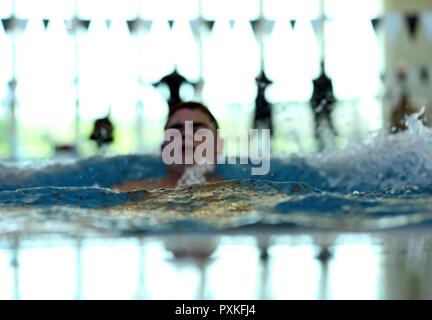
[1,115,432,299]
[1,115,432,235]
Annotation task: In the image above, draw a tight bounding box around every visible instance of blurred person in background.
[389,63,428,133]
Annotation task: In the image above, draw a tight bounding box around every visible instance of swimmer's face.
[162,108,222,172]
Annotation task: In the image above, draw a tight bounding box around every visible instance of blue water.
[1,116,432,234]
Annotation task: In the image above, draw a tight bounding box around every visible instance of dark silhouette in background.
[253,70,273,137]
[311,61,337,151]
[90,116,114,149]
[153,69,198,110]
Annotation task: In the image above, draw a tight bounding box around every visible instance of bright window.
[0,0,384,158]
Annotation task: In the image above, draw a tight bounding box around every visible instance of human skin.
[113,108,223,192]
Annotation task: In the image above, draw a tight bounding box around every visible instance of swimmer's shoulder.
[113,174,223,192]
[206,175,222,183]
[113,177,173,192]
[112,179,157,192]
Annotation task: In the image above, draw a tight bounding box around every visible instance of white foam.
[307,110,432,190]
[176,164,216,187]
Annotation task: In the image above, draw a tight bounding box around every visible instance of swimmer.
[113,102,223,191]
[389,63,427,133]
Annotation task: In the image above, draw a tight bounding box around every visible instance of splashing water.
[177,164,216,187]
[306,110,432,192]
[1,112,432,234]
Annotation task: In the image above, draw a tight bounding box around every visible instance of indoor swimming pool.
[1,116,432,299]
[1,231,432,299]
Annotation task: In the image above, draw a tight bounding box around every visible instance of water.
[1,114,432,236]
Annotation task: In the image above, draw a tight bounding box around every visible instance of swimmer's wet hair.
[165,101,219,130]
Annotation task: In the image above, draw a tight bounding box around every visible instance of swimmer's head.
[161,102,223,175]
[164,102,219,131]
[396,62,409,81]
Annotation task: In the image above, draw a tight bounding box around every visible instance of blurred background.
[0,0,431,160]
